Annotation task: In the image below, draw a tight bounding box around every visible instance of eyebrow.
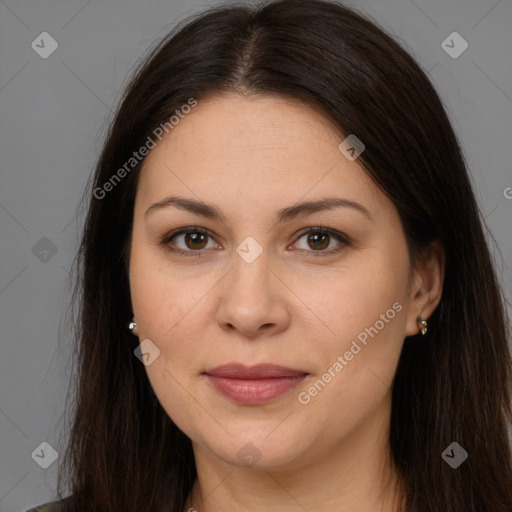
[145,195,372,223]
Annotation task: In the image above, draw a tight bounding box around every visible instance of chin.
[194,425,313,470]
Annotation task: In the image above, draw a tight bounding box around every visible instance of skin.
[128,93,444,512]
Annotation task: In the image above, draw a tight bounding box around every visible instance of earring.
[128,318,139,336]
[416,317,428,335]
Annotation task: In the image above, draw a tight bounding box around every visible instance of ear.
[405,240,445,337]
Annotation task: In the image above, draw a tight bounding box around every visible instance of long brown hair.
[56,1,512,510]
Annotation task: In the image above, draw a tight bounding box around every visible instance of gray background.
[0,0,511,510]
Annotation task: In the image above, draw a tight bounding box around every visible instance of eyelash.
[160,225,350,258]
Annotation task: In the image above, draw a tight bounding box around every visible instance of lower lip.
[206,374,307,405]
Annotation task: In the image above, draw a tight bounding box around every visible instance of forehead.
[136,93,387,217]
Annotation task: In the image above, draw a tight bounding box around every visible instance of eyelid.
[161,225,350,257]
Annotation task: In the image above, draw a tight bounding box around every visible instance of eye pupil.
[308,232,329,250]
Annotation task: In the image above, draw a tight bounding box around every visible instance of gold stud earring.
[416,317,428,335]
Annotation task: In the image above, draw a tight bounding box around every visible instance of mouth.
[204,363,308,405]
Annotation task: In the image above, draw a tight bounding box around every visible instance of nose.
[215,249,291,339]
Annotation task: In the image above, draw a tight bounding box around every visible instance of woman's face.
[129,93,423,470]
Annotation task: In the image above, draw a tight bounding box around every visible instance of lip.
[204,363,308,405]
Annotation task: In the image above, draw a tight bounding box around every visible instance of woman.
[27,0,512,511]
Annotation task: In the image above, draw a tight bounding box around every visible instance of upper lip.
[205,363,307,379]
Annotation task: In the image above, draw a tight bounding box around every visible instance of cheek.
[298,288,405,436]
[295,252,408,407]
[129,244,218,381]
[129,248,210,434]
[302,262,406,349]
[129,242,195,334]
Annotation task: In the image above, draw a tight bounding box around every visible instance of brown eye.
[293,227,349,255]
[161,226,349,258]
[306,232,330,250]
[182,231,208,250]
[162,227,216,255]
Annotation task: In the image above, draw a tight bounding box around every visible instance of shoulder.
[25,499,66,512]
